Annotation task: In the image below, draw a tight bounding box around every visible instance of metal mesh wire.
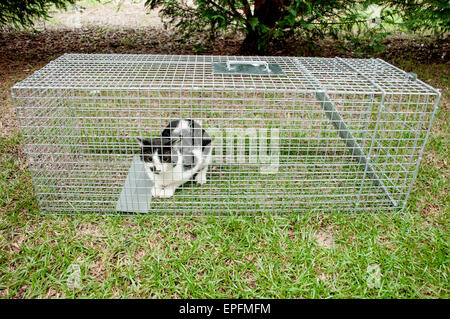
[12,54,440,215]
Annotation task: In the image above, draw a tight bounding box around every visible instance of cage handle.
[405,72,417,81]
[226,60,271,73]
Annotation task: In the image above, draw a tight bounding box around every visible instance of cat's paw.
[151,187,161,198]
[157,188,175,198]
[152,187,175,198]
[191,148,203,158]
[195,172,207,185]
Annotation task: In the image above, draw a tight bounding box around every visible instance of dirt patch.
[1,61,48,137]
[88,258,107,280]
[0,288,9,297]
[420,203,442,229]
[76,222,103,237]
[0,95,17,137]
[44,287,63,298]
[133,247,147,262]
[241,272,258,289]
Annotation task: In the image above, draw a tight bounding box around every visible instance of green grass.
[0,60,449,298]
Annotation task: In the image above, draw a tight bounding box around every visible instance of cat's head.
[137,137,180,174]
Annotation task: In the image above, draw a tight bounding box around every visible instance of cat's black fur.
[137,137,179,168]
[161,119,212,151]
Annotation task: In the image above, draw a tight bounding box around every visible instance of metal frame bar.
[294,58,398,207]
[373,58,443,211]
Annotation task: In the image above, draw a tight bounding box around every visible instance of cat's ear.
[163,137,181,145]
[136,137,152,146]
[202,136,213,146]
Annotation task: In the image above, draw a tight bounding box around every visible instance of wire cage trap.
[11,54,440,215]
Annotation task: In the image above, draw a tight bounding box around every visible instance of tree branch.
[241,0,252,19]
[203,0,244,21]
[227,0,246,21]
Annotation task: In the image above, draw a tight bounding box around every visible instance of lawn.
[0,32,448,298]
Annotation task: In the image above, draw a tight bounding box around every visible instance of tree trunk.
[241,29,260,54]
[241,0,286,54]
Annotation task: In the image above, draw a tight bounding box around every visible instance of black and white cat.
[138,119,212,198]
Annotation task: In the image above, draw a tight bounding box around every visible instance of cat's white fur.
[142,140,212,198]
[172,120,190,135]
